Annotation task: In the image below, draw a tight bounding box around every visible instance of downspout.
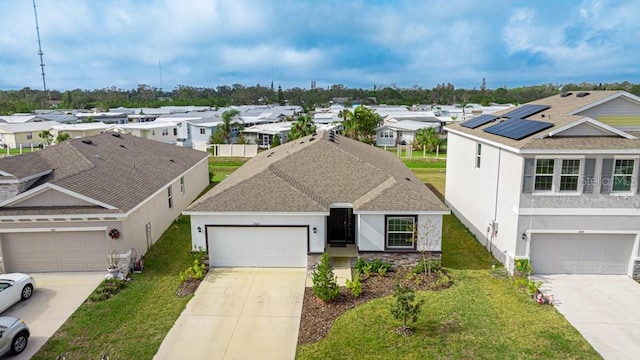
[490,148,502,253]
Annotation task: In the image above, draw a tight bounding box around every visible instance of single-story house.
[184,131,449,269]
[241,122,292,147]
[0,121,58,149]
[0,132,209,272]
[115,121,179,144]
[51,122,113,139]
[375,120,442,146]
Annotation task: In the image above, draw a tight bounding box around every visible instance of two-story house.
[445,91,640,278]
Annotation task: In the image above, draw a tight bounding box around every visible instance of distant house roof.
[242,122,292,135]
[377,120,440,132]
[185,131,447,214]
[0,132,209,215]
[52,122,112,131]
[0,115,40,124]
[117,121,177,130]
[0,121,58,133]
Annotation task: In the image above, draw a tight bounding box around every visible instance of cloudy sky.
[1,0,639,92]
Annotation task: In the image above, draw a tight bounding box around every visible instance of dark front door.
[327,208,355,247]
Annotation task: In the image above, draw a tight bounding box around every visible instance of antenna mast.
[32,0,48,93]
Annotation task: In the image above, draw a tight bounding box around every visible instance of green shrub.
[515,259,533,276]
[354,258,392,276]
[179,259,207,282]
[312,253,340,302]
[390,283,425,330]
[345,273,363,298]
[435,270,452,287]
[88,279,128,302]
[413,258,442,274]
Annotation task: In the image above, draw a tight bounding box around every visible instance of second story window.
[475,143,482,169]
[613,159,635,192]
[167,186,173,209]
[534,159,555,191]
[560,159,580,191]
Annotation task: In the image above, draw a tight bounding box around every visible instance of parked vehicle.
[0,274,35,313]
[0,316,29,356]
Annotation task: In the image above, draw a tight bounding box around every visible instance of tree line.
[2,81,640,115]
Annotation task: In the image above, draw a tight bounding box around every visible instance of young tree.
[288,115,316,140]
[55,132,71,143]
[270,134,281,148]
[219,109,241,144]
[236,132,248,145]
[38,130,53,145]
[415,127,441,153]
[411,219,442,275]
[343,106,382,142]
[390,284,424,331]
[312,253,339,302]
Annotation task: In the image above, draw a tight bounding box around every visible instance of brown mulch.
[176,278,202,296]
[298,267,450,345]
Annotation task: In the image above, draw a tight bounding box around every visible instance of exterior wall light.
[197,226,202,233]
[312,227,317,234]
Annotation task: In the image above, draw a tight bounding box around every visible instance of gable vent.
[576,92,590,98]
[82,139,93,145]
[560,92,572,97]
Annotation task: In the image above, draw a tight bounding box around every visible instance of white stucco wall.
[188,213,327,253]
[358,213,444,251]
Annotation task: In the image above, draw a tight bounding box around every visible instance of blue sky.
[1,0,639,91]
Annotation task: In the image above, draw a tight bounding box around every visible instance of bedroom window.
[386,216,417,249]
[560,159,580,191]
[534,159,554,191]
[612,159,635,192]
[475,143,482,169]
[167,186,173,209]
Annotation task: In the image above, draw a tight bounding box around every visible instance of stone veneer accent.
[358,251,441,268]
[633,259,640,280]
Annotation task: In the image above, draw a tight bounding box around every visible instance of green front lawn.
[296,269,599,360]
[32,216,196,360]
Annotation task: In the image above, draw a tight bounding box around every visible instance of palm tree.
[220,109,240,144]
[38,130,53,145]
[288,115,316,141]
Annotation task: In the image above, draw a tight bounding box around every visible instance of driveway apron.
[2,272,105,360]
[536,274,640,360]
[155,268,306,360]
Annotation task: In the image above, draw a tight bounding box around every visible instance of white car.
[0,274,35,313]
[0,316,29,356]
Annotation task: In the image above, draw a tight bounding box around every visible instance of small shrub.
[354,258,368,274]
[88,279,128,302]
[345,273,363,298]
[515,259,533,276]
[377,266,388,277]
[179,259,207,282]
[354,258,392,277]
[526,279,542,295]
[390,283,425,330]
[413,258,442,274]
[435,270,452,287]
[312,253,340,302]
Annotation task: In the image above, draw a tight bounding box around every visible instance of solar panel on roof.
[483,118,553,140]
[460,114,498,129]
[501,104,550,119]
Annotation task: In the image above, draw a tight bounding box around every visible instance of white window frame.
[167,186,173,209]
[475,143,482,169]
[532,156,584,195]
[180,176,185,194]
[533,158,555,193]
[200,128,206,135]
[162,128,169,136]
[385,216,417,249]
[559,159,581,192]
[26,132,33,140]
[611,157,638,195]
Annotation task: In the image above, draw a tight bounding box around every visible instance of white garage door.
[531,234,635,274]
[208,226,308,268]
[2,231,108,272]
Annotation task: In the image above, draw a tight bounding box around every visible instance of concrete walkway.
[535,274,640,360]
[154,268,306,360]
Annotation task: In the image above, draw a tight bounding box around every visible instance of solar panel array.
[501,104,550,119]
[460,114,498,129]
[483,119,553,140]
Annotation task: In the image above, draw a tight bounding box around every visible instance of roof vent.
[576,92,590,98]
[169,159,175,163]
[405,177,411,182]
[328,138,336,143]
[111,133,121,138]
[119,144,126,148]
[299,141,304,144]
[312,133,318,136]
[82,139,93,145]
[309,138,315,142]
[560,92,572,97]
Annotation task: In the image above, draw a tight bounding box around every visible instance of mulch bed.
[176,278,202,297]
[298,267,450,345]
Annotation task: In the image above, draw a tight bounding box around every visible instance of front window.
[612,159,635,192]
[200,128,206,135]
[560,159,580,191]
[534,159,554,191]
[26,132,33,140]
[386,216,416,249]
[162,128,169,136]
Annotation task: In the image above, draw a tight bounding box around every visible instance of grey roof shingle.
[0,132,209,214]
[186,132,447,213]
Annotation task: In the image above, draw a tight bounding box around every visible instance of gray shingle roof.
[0,132,209,214]
[186,132,447,213]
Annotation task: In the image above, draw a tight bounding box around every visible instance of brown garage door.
[2,231,108,272]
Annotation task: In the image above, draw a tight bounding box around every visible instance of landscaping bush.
[413,258,442,274]
[312,253,340,302]
[345,273,363,298]
[88,279,128,302]
[354,258,392,276]
[179,258,207,282]
[390,283,424,331]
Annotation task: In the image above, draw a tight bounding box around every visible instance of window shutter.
[600,158,614,194]
[583,158,596,193]
[522,158,534,193]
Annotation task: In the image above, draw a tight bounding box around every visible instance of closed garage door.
[208,226,308,268]
[2,231,108,272]
[531,234,635,274]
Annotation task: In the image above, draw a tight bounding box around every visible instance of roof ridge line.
[267,163,328,208]
[352,176,396,209]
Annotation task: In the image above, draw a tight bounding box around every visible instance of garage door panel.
[532,234,634,275]
[208,227,307,268]
[2,231,107,272]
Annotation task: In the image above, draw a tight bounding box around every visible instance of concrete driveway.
[1,272,104,360]
[535,274,640,360]
[155,268,306,360]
